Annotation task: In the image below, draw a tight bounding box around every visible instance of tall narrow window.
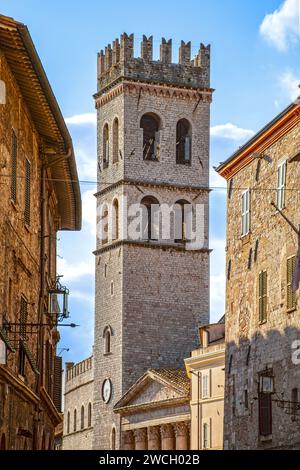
[24,159,31,225]
[11,129,17,202]
[104,327,111,354]
[111,427,116,450]
[227,259,232,281]
[202,373,209,399]
[241,189,250,236]
[277,161,286,210]
[259,393,272,436]
[81,405,85,430]
[73,409,77,432]
[176,119,191,164]
[140,113,160,161]
[292,388,298,421]
[88,403,92,427]
[101,205,109,245]
[67,411,70,434]
[203,422,210,449]
[112,118,119,163]
[141,196,159,240]
[112,199,119,240]
[287,256,296,311]
[259,271,267,323]
[103,124,109,168]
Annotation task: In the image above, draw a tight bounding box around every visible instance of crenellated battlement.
[97,33,210,94]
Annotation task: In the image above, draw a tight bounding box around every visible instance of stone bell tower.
[93,33,212,450]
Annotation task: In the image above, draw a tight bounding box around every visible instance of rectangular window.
[24,159,31,225]
[228,178,233,199]
[259,393,272,436]
[241,189,250,236]
[110,281,114,296]
[276,161,286,210]
[11,129,17,203]
[227,259,232,281]
[202,421,211,449]
[259,271,267,323]
[202,372,210,399]
[287,256,296,311]
[292,388,298,420]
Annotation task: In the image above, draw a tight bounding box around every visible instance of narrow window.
[203,422,210,449]
[103,124,109,168]
[258,271,267,323]
[81,405,85,430]
[255,159,261,182]
[246,345,251,366]
[67,411,70,434]
[259,393,272,436]
[141,196,159,241]
[241,189,250,236]
[111,427,116,450]
[104,264,108,278]
[228,354,233,374]
[24,159,31,225]
[287,256,296,311]
[73,409,77,432]
[112,199,119,240]
[101,206,109,245]
[248,248,253,270]
[227,259,232,281]
[244,389,249,410]
[110,281,114,296]
[104,328,111,354]
[292,388,298,421]
[202,373,209,399]
[140,113,160,161]
[88,403,92,427]
[112,118,119,163]
[11,129,17,202]
[254,240,259,262]
[176,119,191,164]
[276,161,286,210]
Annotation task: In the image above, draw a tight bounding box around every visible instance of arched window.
[103,124,109,168]
[140,113,161,161]
[103,325,112,354]
[111,427,116,450]
[81,405,85,430]
[113,118,119,163]
[73,409,77,432]
[175,200,191,242]
[88,403,92,427]
[67,411,70,434]
[141,196,160,240]
[112,199,119,240]
[176,119,191,164]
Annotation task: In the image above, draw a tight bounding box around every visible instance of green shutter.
[287,256,296,311]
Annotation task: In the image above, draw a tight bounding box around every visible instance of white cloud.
[279,70,300,100]
[82,188,97,236]
[65,113,97,126]
[57,257,94,282]
[211,123,255,141]
[260,0,300,51]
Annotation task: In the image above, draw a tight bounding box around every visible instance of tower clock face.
[102,378,112,404]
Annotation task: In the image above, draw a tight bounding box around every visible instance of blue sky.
[2,0,300,363]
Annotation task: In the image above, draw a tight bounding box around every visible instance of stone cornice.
[95,179,210,198]
[95,79,213,108]
[114,397,189,415]
[94,239,211,256]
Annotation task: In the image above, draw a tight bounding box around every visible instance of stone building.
[63,357,94,450]
[185,320,225,450]
[114,368,191,450]
[217,100,300,449]
[93,33,212,449]
[0,15,81,450]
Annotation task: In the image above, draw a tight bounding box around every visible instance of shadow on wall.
[224,326,300,450]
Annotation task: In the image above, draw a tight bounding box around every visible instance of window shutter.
[24,159,31,225]
[53,355,62,412]
[11,130,17,202]
[20,297,28,339]
[287,256,296,310]
[259,393,272,436]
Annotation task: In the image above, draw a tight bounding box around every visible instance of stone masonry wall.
[223,118,300,449]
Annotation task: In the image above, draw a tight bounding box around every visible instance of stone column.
[147,426,161,450]
[122,431,134,451]
[174,422,189,450]
[134,428,148,450]
[161,424,175,450]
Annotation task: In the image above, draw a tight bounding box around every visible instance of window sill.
[259,434,272,443]
[24,222,31,233]
[103,352,112,357]
[287,307,297,314]
[176,162,191,166]
[259,320,267,326]
[10,199,18,211]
